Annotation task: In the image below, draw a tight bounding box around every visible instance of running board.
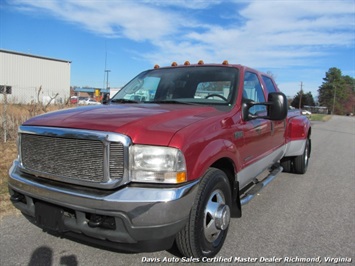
[240,165,283,205]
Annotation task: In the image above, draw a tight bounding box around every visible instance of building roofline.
[0,49,71,63]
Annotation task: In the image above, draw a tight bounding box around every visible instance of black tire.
[176,168,232,258]
[294,138,310,174]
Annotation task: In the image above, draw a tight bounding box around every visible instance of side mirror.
[267,92,288,120]
[242,92,288,121]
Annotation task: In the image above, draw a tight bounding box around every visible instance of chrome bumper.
[8,160,199,246]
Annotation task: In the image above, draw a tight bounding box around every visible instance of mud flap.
[231,180,241,218]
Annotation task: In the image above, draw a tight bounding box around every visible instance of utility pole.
[332,84,336,115]
[105,69,111,90]
[2,87,7,143]
[299,82,303,110]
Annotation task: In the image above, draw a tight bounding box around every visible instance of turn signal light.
[176,171,187,183]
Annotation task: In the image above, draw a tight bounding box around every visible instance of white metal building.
[0,49,71,104]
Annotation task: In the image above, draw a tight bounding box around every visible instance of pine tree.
[291,91,315,109]
[318,68,355,115]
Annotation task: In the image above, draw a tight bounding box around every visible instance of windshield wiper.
[110,99,139,104]
[148,100,192,104]
[111,99,194,105]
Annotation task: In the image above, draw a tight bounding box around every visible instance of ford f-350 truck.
[8,61,311,258]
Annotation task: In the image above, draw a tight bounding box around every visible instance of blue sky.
[0,0,354,98]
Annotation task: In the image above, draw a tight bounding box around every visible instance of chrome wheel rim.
[203,189,230,242]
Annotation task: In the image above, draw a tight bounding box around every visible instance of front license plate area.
[35,202,65,232]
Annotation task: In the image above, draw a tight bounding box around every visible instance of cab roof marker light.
[184,61,190,65]
[154,64,160,69]
[222,60,229,65]
[171,62,178,66]
[198,60,204,65]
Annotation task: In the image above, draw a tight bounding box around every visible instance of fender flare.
[284,116,311,157]
[185,139,242,218]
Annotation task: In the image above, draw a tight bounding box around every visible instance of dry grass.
[0,141,19,218]
[1,103,70,142]
[1,103,71,218]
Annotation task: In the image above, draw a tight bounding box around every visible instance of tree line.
[290,67,355,115]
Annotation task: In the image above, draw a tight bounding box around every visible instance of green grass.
[309,114,332,122]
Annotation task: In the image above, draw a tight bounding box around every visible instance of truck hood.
[23,104,223,145]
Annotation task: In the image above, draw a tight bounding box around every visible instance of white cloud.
[136,1,354,70]
[12,0,182,40]
[140,0,223,9]
[9,0,355,74]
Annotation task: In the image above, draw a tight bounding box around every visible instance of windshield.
[112,66,239,107]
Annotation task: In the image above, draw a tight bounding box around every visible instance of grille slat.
[21,134,124,184]
[110,143,124,178]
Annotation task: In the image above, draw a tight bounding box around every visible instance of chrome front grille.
[19,126,130,189]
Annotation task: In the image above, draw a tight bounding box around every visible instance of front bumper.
[8,160,199,251]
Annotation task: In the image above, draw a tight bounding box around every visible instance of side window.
[262,75,277,93]
[0,85,12,94]
[243,72,266,115]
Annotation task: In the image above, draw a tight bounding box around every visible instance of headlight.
[130,145,187,184]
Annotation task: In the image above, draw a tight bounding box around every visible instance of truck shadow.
[28,246,78,266]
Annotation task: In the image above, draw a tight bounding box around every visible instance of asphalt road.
[1,115,354,266]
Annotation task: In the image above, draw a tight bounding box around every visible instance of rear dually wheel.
[294,138,310,174]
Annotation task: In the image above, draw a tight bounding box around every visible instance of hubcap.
[204,189,230,242]
[215,205,231,230]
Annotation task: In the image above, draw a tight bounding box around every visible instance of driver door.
[237,71,273,186]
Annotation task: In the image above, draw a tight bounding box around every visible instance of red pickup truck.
[9,61,311,258]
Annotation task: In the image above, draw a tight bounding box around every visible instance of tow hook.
[10,192,25,203]
[88,214,103,228]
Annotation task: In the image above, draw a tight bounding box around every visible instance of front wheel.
[176,168,232,258]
